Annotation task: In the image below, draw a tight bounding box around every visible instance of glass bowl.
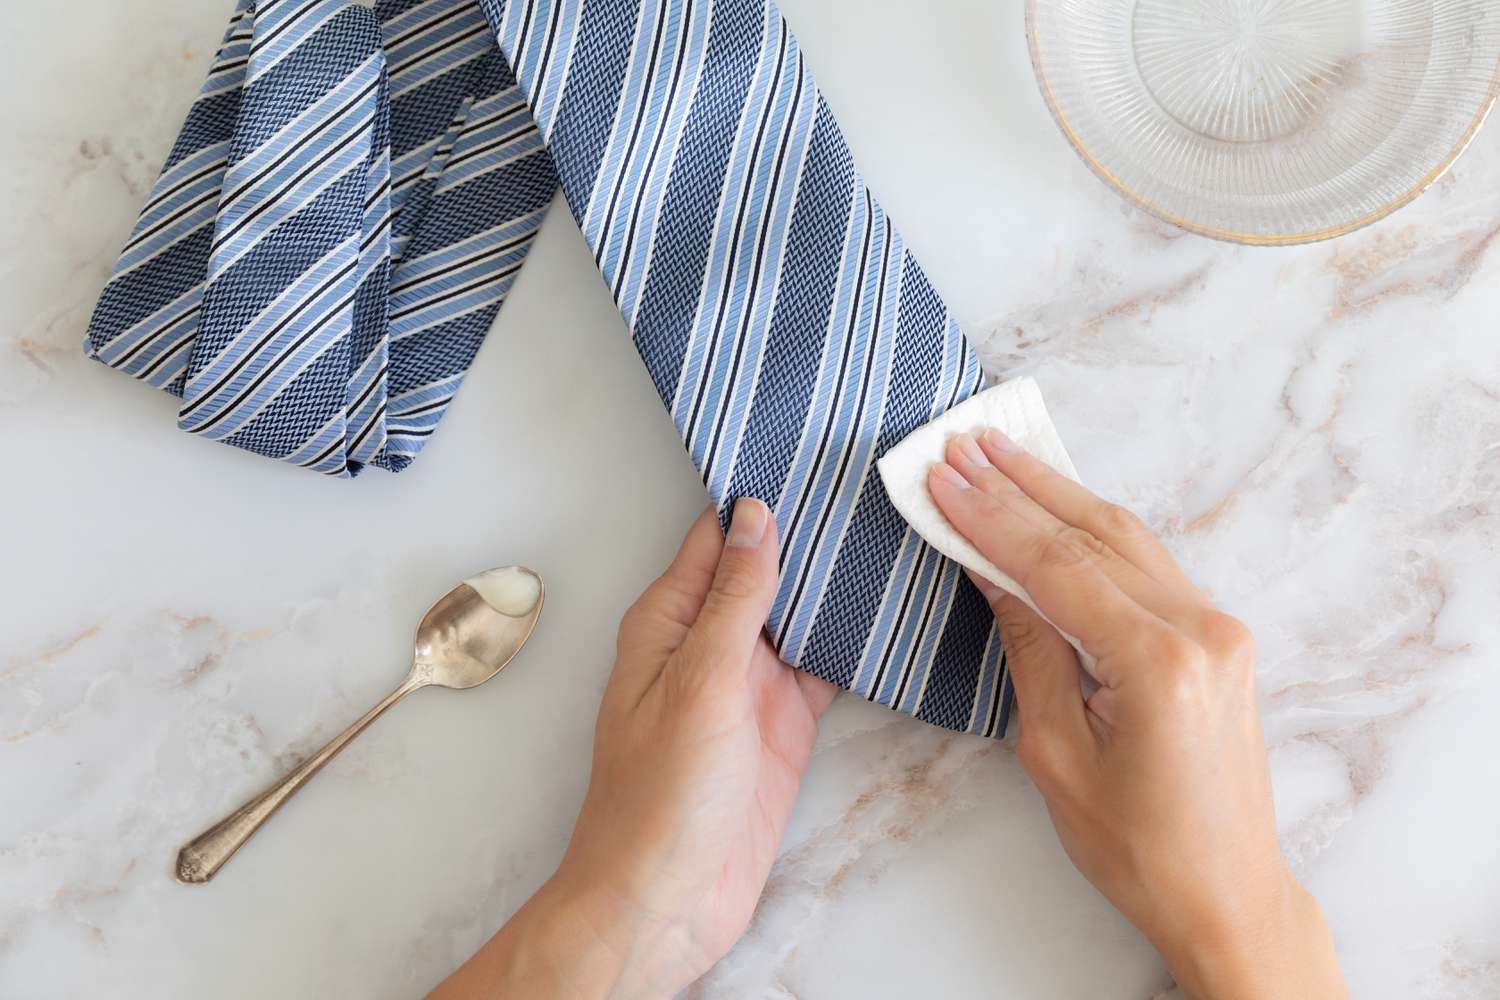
[1025,0,1500,245]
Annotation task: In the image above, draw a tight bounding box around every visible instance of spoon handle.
[175,676,423,884]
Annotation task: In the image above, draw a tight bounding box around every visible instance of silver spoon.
[175,567,544,884]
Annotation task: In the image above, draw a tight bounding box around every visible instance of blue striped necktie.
[87,0,1012,738]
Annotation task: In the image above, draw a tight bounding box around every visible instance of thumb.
[677,498,780,675]
[991,593,1092,761]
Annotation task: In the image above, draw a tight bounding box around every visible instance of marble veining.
[3,0,1498,997]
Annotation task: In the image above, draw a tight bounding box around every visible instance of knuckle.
[1055,525,1111,560]
[1160,669,1200,711]
[1096,501,1148,540]
[616,598,650,641]
[1200,612,1256,665]
[1035,533,1091,575]
[1152,634,1209,707]
[712,556,766,604]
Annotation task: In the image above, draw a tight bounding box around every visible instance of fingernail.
[954,433,989,467]
[931,462,971,490]
[983,427,1022,454]
[727,497,769,548]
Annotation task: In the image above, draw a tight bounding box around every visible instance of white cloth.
[876,377,1098,677]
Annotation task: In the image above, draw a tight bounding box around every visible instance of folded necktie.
[86,0,1012,737]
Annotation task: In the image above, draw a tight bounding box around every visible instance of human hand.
[428,500,836,1000]
[927,430,1346,1000]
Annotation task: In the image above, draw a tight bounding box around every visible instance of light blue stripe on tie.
[612,0,713,327]
[770,179,871,648]
[852,530,930,697]
[695,48,816,497]
[528,0,584,137]
[433,119,545,193]
[389,271,522,339]
[512,0,564,132]
[181,238,358,410]
[246,0,352,87]
[895,557,963,713]
[283,411,347,467]
[92,286,202,369]
[966,627,1006,737]
[382,0,475,62]
[217,62,385,214]
[126,142,232,242]
[579,0,665,279]
[872,549,948,707]
[778,209,899,662]
[381,0,468,49]
[200,3,254,97]
[598,0,692,293]
[388,7,492,99]
[670,3,781,439]
[390,373,463,413]
[186,291,355,439]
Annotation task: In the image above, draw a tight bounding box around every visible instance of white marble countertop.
[5,1,1500,997]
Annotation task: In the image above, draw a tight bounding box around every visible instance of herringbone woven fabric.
[86,0,1013,737]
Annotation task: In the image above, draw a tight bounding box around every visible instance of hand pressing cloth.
[878,378,1097,679]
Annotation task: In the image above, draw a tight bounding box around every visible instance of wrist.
[426,877,620,1000]
[1157,869,1346,1000]
[444,874,667,1000]
[532,863,702,1000]
[467,878,631,1000]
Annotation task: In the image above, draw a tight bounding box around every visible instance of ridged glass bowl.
[1026,0,1500,245]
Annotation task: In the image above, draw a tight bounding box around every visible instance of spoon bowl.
[174,566,543,884]
[416,568,544,689]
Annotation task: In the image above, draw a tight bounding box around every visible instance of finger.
[945,433,1057,534]
[609,506,725,704]
[977,428,1202,596]
[929,462,1177,683]
[963,567,1006,606]
[945,435,1204,632]
[677,498,780,677]
[639,504,725,630]
[992,595,1092,774]
[795,671,839,718]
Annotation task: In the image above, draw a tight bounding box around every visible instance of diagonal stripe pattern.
[86,0,1014,738]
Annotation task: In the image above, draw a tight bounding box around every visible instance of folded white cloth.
[876,377,1097,677]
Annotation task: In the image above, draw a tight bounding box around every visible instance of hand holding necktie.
[431,499,835,997]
